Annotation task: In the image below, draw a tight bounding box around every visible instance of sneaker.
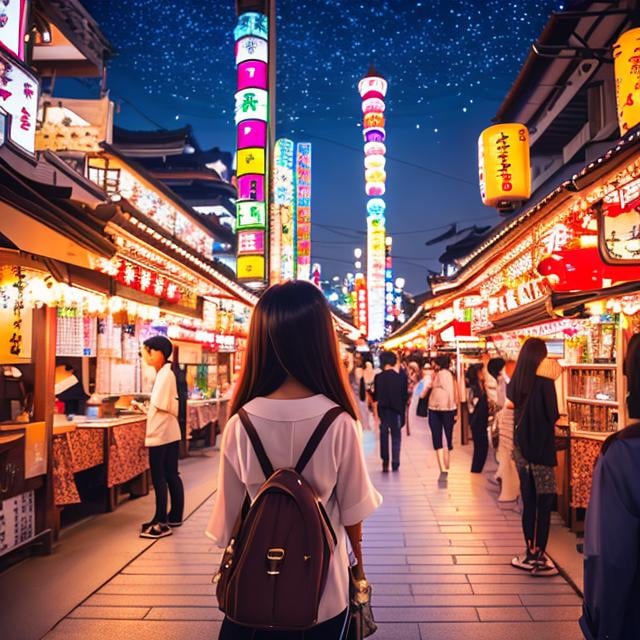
[140,523,172,539]
[168,520,183,528]
[437,471,448,486]
[382,463,389,473]
[140,520,156,532]
[392,464,399,472]
[531,553,559,577]
[511,550,537,571]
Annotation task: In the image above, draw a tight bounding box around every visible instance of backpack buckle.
[266,548,285,575]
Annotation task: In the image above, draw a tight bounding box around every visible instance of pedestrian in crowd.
[373,350,408,472]
[206,281,382,639]
[357,358,376,430]
[411,361,433,430]
[467,363,489,474]
[508,338,560,576]
[405,360,421,434]
[580,333,640,640]
[428,354,458,482]
[138,335,184,539]
[486,357,506,470]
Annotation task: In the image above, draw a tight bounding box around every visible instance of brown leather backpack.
[213,406,344,630]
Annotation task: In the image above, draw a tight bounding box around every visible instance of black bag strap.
[238,408,274,479]
[295,406,344,474]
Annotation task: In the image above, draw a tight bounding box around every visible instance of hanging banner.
[273,138,295,280]
[0,0,28,61]
[613,28,640,134]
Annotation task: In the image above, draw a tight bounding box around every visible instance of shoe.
[168,520,183,528]
[140,523,172,539]
[437,471,448,486]
[392,464,399,472]
[140,520,156,532]
[382,465,389,473]
[531,553,559,577]
[511,550,537,571]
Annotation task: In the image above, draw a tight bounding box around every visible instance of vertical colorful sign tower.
[359,66,388,341]
[296,142,312,281]
[234,10,270,285]
[384,236,394,334]
[272,138,295,280]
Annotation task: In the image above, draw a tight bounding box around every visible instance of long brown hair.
[229,281,358,419]
[510,337,547,407]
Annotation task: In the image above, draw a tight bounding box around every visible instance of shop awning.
[552,280,640,311]
[0,156,116,269]
[477,297,559,336]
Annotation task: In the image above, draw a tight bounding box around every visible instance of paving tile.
[372,606,479,622]
[412,594,521,607]
[410,584,473,595]
[68,606,150,620]
[85,594,216,608]
[472,583,576,595]
[416,621,584,640]
[519,594,583,606]
[372,623,422,639]
[145,606,224,621]
[477,607,532,622]
[98,584,216,596]
[45,619,222,640]
[527,606,583,621]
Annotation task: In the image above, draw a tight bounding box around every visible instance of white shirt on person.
[206,394,382,623]
[428,369,457,411]
[145,362,181,447]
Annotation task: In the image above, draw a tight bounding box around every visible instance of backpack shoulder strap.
[295,406,345,474]
[237,408,274,479]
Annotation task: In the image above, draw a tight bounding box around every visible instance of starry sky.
[76,0,566,292]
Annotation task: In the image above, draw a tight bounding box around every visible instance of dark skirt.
[219,609,350,640]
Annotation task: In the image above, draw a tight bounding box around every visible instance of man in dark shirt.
[373,351,408,472]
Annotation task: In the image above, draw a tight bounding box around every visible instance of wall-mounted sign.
[237,229,265,254]
[237,254,265,279]
[273,138,295,280]
[599,176,640,264]
[0,51,38,154]
[478,123,531,211]
[236,200,266,229]
[236,147,266,175]
[234,88,268,124]
[0,0,28,61]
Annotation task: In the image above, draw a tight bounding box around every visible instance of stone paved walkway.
[45,427,584,640]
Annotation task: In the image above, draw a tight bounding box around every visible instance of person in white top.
[138,335,184,539]
[206,281,382,639]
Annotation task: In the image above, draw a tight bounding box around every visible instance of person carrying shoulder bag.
[206,281,382,640]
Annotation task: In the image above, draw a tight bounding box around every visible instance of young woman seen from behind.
[206,281,382,639]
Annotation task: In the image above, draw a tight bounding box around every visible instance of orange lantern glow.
[364,112,385,128]
[613,28,640,134]
[478,123,531,211]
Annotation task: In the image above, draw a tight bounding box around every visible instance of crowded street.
[3,429,584,640]
[2,0,640,639]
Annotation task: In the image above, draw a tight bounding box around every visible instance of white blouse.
[206,394,382,623]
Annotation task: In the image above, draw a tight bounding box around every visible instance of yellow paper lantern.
[613,28,640,134]
[478,123,531,209]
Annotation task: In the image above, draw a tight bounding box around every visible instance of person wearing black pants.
[373,351,408,472]
[139,335,185,539]
[148,440,184,526]
[467,363,489,474]
[507,338,560,576]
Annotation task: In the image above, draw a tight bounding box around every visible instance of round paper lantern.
[365,168,386,183]
[364,141,386,156]
[366,182,386,196]
[366,198,386,216]
[478,123,531,210]
[358,76,388,99]
[364,112,385,128]
[364,127,385,143]
[364,155,386,170]
[613,28,640,133]
[362,97,386,114]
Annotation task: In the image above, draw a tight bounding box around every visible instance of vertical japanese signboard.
[234,10,269,284]
[296,142,312,281]
[0,51,39,154]
[272,138,295,280]
[0,0,28,61]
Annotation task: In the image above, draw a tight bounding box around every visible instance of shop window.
[87,158,120,196]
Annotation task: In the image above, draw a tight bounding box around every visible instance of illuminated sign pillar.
[272,138,295,280]
[359,66,388,341]
[296,142,312,281]
[234,1,275,287]
[384,236,394,335]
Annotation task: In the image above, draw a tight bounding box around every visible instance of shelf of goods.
[566,363,624,516]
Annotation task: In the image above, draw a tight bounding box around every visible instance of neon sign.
[234,10,269,284]
[296,142,312,280]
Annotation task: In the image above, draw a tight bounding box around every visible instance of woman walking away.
[580,334,640,640]
[467,363,489,474]
[428,355,457,483]
[508,338,560,576]
[206,281,382,639]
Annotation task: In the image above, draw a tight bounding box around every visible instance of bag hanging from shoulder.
[213,406,343,631]
[416,392,429,417]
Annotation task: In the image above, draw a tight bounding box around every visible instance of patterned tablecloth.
[186,402,218,438]
[570,436,604,509]
[107,421,149,488]
[53,420,149,506]
[53,429,104,506]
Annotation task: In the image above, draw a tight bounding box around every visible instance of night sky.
[77,0,565,292]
